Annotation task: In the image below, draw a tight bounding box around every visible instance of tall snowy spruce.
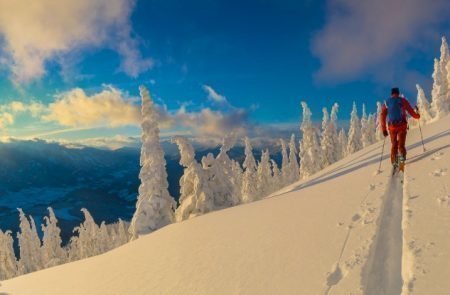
[346,102,362,154]
[241,137,258,203]
[279,138,290,185]
[320,103,339,167]
[337,128,347,160]
[0,230,17,280]
[173,136,213,221]
[375,102,383,141]
[360,104,371,148]
[41,208,66,268]
[256,149,273,198]
[431,58,448,118]
[129,86,176,239]
[299,102,321,179]
[17,209,43,274]
[288,134,300,182]
[416,84,433,123]
[439,37,449,106]
[68,209,101,260]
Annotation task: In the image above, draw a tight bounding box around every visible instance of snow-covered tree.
[256,149,273,198]
[270,159,282,192]
[337,128,347,160]
[320,103,339,167]
[231,160,243,202]
[17,209,43,274]
[299,102,321,179]
[106,219,129,249]
[431,58,448,118]
[68,209,101,261]
[360,104,371,148]
[0,230,17,280]
[439,37,449,105]
[173,136,214,221]
[129,86,176,239]
[41,207,66,268]
[279,138,289,185]
[241,137,258,203]
[366,113,376,145]
[375,102,383,141]
[416,84,433,123]
[211,136,239,206]
[347,102,362,154]
[288,134,300,182]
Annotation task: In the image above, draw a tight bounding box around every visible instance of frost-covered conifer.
[69,209,100,260]
[337,128,347,160]
[366,113,376,145]
[299,102,321,179]
[439,37,449,104]
[431,58,448,118]
[0,230,17,280]
[270,159,282,192]
[279,138,289,185]
[416,84,433,123]
[231,160,243,202]
[173,136,214,221]
[256,150,273,198]
[129,86,176,239]
[17,209,43,274]
[320,103,339,167]
[347,102,362,154]
[288,134,300,182]
[241,137,258,203]
[360,104,371,148]
[41,207,66,268]
[375,102,383,141]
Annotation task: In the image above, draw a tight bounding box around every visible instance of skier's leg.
[389,129,398,164]
[398,130,407,159]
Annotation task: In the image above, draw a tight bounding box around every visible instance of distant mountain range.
[0,139,281,244]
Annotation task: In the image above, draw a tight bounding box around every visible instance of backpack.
[385,97,406,125]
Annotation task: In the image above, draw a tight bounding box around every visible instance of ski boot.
[398,155,405,172]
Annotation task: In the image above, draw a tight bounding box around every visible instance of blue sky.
[0,0,449,147]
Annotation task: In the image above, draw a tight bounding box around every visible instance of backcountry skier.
[380,87,420,172]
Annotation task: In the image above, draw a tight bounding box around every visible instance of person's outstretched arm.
[402,98,420,119]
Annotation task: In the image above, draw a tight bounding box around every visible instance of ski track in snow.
[363,174,404,295]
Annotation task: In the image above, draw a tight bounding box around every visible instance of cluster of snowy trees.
[129,86,382,235]
[0,208,129,280]
[414,37,450,123]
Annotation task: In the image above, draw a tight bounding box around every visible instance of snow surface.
[2,116,450,295]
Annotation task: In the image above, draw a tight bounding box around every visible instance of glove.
[414,106,420,115]
[383,130,388,137]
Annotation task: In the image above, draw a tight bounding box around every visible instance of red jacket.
[380,96,420,132]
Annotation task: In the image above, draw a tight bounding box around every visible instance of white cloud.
[0,100,45,128]
[42,87,140,127]
[0,0,152,83]
[312,0,450,82]
[203,85,227,104]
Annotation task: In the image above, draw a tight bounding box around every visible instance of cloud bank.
[0,0,152,83]
[43,87,140,127]
[312,0,450,82]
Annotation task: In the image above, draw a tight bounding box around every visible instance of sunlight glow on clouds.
[43,87,140,127]
[0,0,152,83]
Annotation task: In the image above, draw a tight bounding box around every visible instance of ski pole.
[415,106,426,152]
[377,137,386,174]
[418,119,426,152]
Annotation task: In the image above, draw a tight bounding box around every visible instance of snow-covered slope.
[2,116,450,295]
